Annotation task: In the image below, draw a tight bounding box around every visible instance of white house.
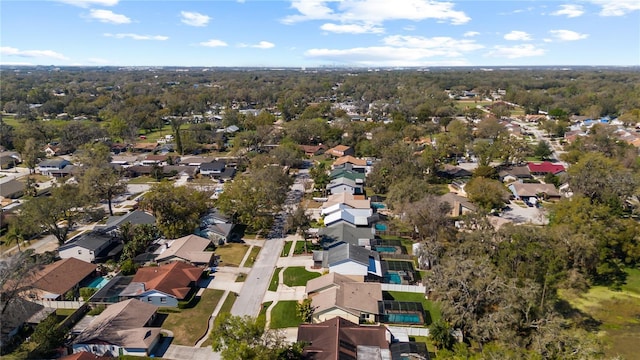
[58,232,122,263]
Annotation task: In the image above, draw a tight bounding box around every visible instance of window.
[78,250,82,254]
[148,297,153,302]
[160,297,167,304]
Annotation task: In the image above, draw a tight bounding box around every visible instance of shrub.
[80,287,97,301]
[88,305,106,316]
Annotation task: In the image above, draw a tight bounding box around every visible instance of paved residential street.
[230,168,308,317]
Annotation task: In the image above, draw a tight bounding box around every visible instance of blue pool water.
[385,273,402,284]
[376,246,397,253]
[387,313,422,324]
[371,202,386,209]
[375,223,388,231]
[87,276,109,289]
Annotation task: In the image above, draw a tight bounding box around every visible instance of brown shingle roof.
[155,234,214,265]
[333,156,367,167]
[132,262,202,299]
[305,272,363,295]
[297,317,389,360]
[30,258,97,297]
[311,282,382,316]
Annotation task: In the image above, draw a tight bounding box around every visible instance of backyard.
[560,268,640,359]
[383,291,441,325]
[159,289,224,346]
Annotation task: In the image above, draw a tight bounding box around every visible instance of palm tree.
[5,225,24,253]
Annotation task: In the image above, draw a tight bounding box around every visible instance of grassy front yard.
[283,266,321,287]
[215,243,251,267]
[383,291,442,325]
[269,301,303,329]
[281,241,293,257]
[243,245,261,267]
[269,267,282,291]
[160,289,224,346]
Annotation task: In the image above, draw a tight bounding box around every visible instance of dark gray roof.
[323,243,378,268]
[1,299,47,343]
[0,179,25,198]
[37,159,69,167]
[200,161,225,172]
[59,232,116,252]
[101,210,156,230]
[318,223,375,248]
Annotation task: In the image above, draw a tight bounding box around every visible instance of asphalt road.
[229,169,308,317]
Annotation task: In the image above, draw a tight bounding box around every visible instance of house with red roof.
[119,262,202,307]
[527,161,566,176]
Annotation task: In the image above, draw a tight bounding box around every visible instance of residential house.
[0,151,21,169]
[23,258,97,300]
[305,272,364,296]
[331,156,369,174]
[527,161,566,176]
[326,145,355,158]
[438,193,478,217]
[297,317,392,360]
[1,299,53,350]
[37,158,71,175]
[321,193,371,211]
[96,210,156,235]
[318,222,375,248]
[72,299,161,357]
[322,203,375,227]
[508,182,561,202]
[124,165,154,178]
[308,281,382,324]
[329,168,365,185]
[197,209,237,244]
[141,154,175,166]
[58,232,123,264]
[154,234,215,267]
[497,165,532,183]
[119,262,202,307]
[178,156,216,167]
[43,143,71,157]
[199,160,225,176]
[326,177,364,195]
[437,164,473,179]
[0,179,25,200]
[162,165,198,179]
[110,155,139,167]
[131,142,158,153]
[299,144,327,157]
[319,243,383,277]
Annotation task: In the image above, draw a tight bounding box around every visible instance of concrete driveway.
[162,345,220,360]
[500,201,548,225]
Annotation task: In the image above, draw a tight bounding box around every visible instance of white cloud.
[200,39,228,47]
[238,41,276,49]
[180,11,211,27]
[551,4,584,18]
[104,33,169,41]
[504,31,532,41]
[403,25,416,31]
[463,31,480,37]
[56,0,118,8]
[320,23,384,34]
[485,44,546,59]
[305,34,483,66]
[589,0,640,16]
[88,9,131,24]
[282,0,470,26]
[1,46,68,60]
[549,29,588,41]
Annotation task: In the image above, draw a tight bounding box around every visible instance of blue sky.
[1,0,639,67]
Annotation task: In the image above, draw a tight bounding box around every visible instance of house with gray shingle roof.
[58,232,123,264]
[319,243,383,277]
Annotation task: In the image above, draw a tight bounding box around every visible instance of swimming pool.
[376,246,397,253]
[86,276,109,289]
[375,223,388,231]
[371,202,386,209]
[385,272,402,284]
[387,313,422,324]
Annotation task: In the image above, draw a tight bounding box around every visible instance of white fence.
[381,284,426,293]
[387,326,430,337]
[33,300,84,309]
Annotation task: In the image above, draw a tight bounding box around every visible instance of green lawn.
[282,266,321,287]
[383,291,442,325]
[243,246,261,267]
[215,243,251,267]
[160,289,224,346]
[269,301,303,329]
[560,268,640,359]
[282,241,293,257]
[269,267,282,291]
[293,240,321,254]
[258,301,272,326]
